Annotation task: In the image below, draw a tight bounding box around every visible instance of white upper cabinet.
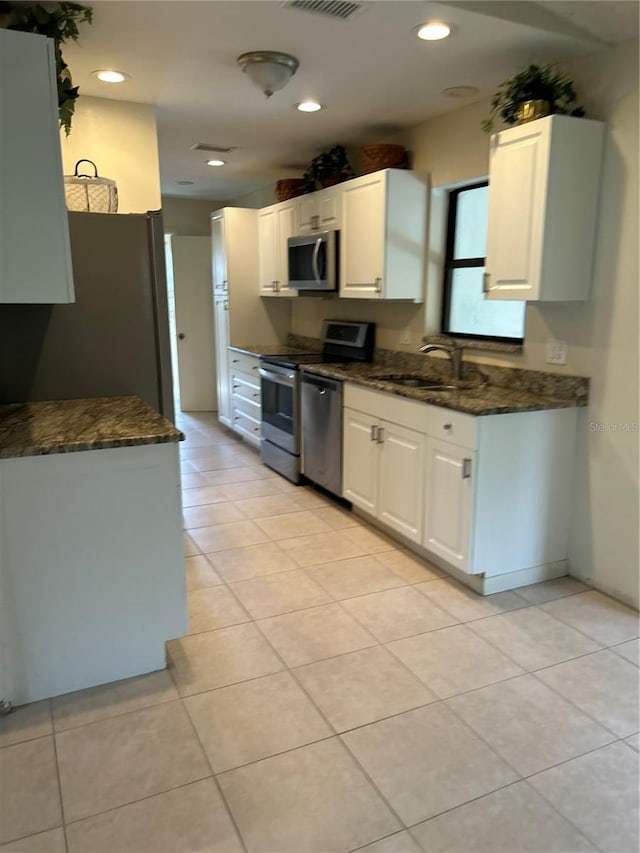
[340,169,426,301]
[0,29,74,303]
[257,200,296,296]
[485,115,604,302]
[295,186,342,234]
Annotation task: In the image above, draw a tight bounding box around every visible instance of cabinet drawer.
[230,370,261,399]
[231,390,261,419]
[228,350,260,378]
[232,408,261,447]
[344,383,426,433]
[425,406,477,449]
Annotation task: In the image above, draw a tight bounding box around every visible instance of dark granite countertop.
[0,396,183,459]
[229,344,316,357]
[301,362,588,416]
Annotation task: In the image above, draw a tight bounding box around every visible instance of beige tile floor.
[1,411,639,853]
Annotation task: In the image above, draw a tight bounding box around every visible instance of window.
[442,181,525,343]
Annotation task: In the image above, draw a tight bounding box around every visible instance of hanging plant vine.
[0,2,93,135]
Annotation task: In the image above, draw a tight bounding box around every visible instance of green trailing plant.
[482,63,585,134]
[0,2,93,135]
[302,144,354,192]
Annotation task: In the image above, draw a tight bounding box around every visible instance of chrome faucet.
[419,342,465,380]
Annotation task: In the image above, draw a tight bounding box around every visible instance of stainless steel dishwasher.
[301,373,343,498]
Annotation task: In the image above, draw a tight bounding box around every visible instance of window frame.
[441,180,524,345]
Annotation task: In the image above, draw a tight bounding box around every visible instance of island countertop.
[0,396,184,459]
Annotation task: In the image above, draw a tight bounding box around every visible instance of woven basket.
[361,144,407,174]
[64,160,118,213]
[276,178,305,202]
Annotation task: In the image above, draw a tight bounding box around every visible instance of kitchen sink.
[374,375,459,391]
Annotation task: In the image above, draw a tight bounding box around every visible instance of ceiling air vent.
[191,143,235,153]
[282,0,367,22]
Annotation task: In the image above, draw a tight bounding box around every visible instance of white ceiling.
[63,0,639,200]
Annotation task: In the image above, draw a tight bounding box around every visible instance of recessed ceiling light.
[415,21,453,41]
[207,159,225,167]
[176,180,194,186]
[296,100,323,113]
[442,86,479,98]
[92,69,130,83]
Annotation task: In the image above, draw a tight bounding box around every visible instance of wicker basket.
[275,178,305,202]
[361,144,407,174]
[64,160,118,213]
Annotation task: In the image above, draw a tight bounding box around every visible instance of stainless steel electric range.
[259,321,375,484]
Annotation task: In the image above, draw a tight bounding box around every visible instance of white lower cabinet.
[343,391,426,543]
[423,439,473,572]
[213,295,231,427]
[343,383,578,583]
[228,350,261,448]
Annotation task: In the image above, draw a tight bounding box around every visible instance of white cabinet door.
[484,126,548,301]
[343,407,378,515]
[0,30,74,303]
[276,201,296,296]
[341,175,386,298]
[485,115,604,302]
[296,194,318,233]
[213,295,231,427]
[378,420,425,544]
[211,214,228,293]
[423,439,474,573]
[318,186,342,230]
[258,208,279,294]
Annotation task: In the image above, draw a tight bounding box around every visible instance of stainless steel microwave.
[287,230,339,291]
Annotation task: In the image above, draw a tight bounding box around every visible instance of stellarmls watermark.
[589,422,639,432]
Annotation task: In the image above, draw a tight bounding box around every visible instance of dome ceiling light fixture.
[207,159,226,167]
[415,21,453,41]
[442,85,479,98]
[237,51,300,98]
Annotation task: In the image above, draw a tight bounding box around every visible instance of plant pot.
[516,100,552,125]
[275,178,305,202]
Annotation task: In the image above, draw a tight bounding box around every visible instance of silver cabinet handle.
[232,359,239,363]
[462,458,472,479]
[224,301,229,311]
[223,280,228,291]
[482,272,490,294]
[370,425,378,442]
[376,427,385,444]
[374,277,382,293]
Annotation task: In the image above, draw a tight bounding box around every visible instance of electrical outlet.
[546,337,568,365]
[399,328,411,345]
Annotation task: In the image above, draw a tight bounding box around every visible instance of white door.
[485,124,549,300]
[276,201,296,295]
[296,194,319,233]
[378,420,425,544]
[423,439,474,572]
[172,237,216,412]
[318,186,342,230]
[341,175,385,297]
[343,407,379,515]
[213,295,231,426]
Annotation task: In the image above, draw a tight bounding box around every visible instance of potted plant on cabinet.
[0,1,93,135]
[481,63,585,133]
[302,144,354,193]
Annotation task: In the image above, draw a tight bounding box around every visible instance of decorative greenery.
[0,2,93,135]
[481,63,584,133]
[302,144,354,193]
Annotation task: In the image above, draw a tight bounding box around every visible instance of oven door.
[259,364,299,455]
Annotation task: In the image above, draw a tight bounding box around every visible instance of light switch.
[546,337,568,365]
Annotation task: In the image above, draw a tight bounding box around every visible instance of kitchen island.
[0,397,187,706]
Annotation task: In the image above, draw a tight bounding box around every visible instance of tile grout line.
[49,699,70,853]
[178,700,250,853]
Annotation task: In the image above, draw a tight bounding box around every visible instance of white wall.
[161,196,224,235]
[60,96,161,213]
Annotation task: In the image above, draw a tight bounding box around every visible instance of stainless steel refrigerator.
[0,211,174,421]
